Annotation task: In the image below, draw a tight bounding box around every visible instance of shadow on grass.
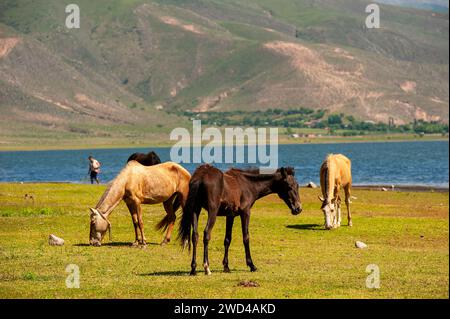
[140,268,249,277]
[105,242,160,247]
[73,242,160,247]
[286,224,324,231]
[139,271,190,277]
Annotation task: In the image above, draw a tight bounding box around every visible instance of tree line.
[176,109,448,135]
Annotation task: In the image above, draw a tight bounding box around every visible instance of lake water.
[0,141,448,187]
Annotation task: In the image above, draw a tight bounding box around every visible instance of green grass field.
[0,133,446,151]
[0,183,448,298]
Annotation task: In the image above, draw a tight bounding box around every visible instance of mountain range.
[0,0,448,145]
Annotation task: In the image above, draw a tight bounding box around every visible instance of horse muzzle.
[90,239,102,247]
[292,205,302,215]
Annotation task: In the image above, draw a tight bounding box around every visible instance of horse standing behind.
[89,161,191,246]
[179,164,302,275]
[127,151,161,166]
[318,154,353,229]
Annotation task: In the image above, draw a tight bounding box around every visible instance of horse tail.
[155,194,180,232]
[155,214,173,232]
[172,194,181,212]
[178,180,201,251]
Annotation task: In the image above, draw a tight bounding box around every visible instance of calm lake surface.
[0,141,448,187]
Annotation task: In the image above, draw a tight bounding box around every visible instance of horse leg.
[240,211,257,272]
[161,197,177,245]
[335,195,342,228]
[203,208,218,275]
[190,208,201,276]
[222,215,235,273]
[332,186,340,228]
[126,201,140,246]
[345,186,353,227]
[136,203,147,246]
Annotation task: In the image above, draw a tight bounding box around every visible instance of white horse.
[318,154,353,229]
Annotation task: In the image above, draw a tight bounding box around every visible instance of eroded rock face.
[0,37,21,58]
[48,234,65,246]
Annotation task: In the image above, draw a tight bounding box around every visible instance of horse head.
[275,167,302,215]
[89,207,111,246]
[318,196,336,230]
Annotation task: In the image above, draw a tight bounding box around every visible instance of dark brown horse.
[179,164,302,275]
[127,151,161,166]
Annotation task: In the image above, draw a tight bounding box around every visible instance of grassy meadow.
[0,131,446,151]
[0,183,448,298]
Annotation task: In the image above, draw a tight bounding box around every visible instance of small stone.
[306,181,318,188]
[381,187,388,192]
[355,241,367,249]
[48,234,64,246]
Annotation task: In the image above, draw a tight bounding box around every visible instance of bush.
[327,114,342,125]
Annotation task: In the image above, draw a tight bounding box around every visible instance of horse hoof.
[348,222,353,227]
[250,266,258,272]
[131,242,139,247]
[223,267,231,273]
[190,270,197,276]
[160,239,170,246]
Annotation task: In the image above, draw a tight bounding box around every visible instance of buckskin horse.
[89,161,191,246]
[318,154,353,230]
[179,164,302,275]
[126,151,185,215]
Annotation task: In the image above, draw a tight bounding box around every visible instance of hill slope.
[377,0,449,13]
[0,0,448,144]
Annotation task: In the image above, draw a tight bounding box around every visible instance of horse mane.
[322,154,336,204]
[95,165,130,212]
[96,181,113,207]
[322,154,335,173]
[228,167,261,175]
[324,154,334,166]
[227,167,295,181]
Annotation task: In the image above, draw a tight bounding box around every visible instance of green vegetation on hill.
[177,109,449,137]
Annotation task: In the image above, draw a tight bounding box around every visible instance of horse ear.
[280,167,287,177]
[89,208,97,215]
[318,195,325,202]
[286,167,295,176]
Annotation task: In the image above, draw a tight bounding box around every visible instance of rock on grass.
[355,241,368,249]
[306,181,318,188]
[48,234,64,246]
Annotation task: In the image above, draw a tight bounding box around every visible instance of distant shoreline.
[352,184,449,193]
[0,135,447,152]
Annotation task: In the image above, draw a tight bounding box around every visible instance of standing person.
[88,156,101,184]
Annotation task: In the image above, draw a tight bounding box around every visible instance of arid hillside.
[0,0,448,144]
